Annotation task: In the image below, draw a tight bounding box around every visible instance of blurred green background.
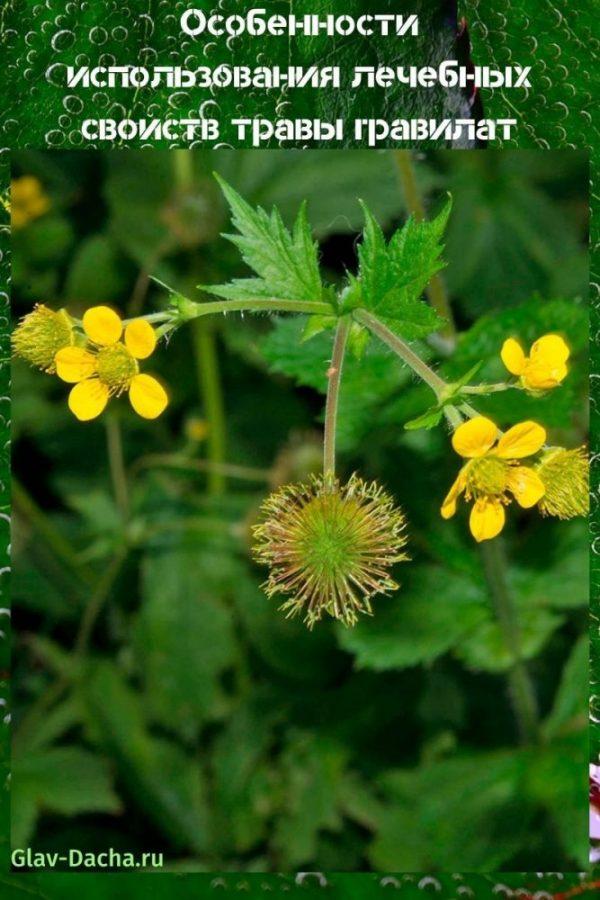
[11,149,589,872]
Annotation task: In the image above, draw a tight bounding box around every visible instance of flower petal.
[522,361,567,390]
[55,346,97,383]
[469,499,505,542]
[441,471,465,519]
[500,338,527,376]
[496,421,546,459]
[82,306,123,345]
[530,334,570,366]
[68,379,109,421]
[125,319,157,360]
[452,416,498,458]
[506,466,545,508]
[129,374,168,419]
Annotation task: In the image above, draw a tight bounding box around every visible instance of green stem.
[178,297,334,320]
[173,148,195,193]
[355,309,446,398]
[480,539,540,745]
[74,548,128,658]
[393,151,456,346]
[192,319,227,495]
[131,454,270,483]
[323,317,350,484]
[105,415,129,521]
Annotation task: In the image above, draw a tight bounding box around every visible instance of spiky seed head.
[12,304,74,372]
[252,474,408,629]
[536,447,589,519]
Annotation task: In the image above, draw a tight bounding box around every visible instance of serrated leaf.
[353,199,451,339]
[204,176,325,305]
[338,568,487,671]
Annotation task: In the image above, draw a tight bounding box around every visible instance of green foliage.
[9,149,589,874]
[12,747,121,847]
[350,200,450,338]
[203,177,327,306]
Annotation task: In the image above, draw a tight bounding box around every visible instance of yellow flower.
[12,304,74,372]
[54,306,168,422]
[11,176,51,229]
[441,416,546,542]
[501,334,569,391]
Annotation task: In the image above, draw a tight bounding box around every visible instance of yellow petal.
[530,334,570,366]
[441,471,465,519]
[469,499,505,542]
[55,346,97,383]
[506,466,545,508]
[124,319,157,359]
[522,360,567,390]
[452,416,498,458]
[496,421,546,459]
[82,306,123,345]
[68,379,109,421]
[129,374,168,419]
[500,338,526,376]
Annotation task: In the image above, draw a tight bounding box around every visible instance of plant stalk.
[105,415,129,521]
[192,319,227,495]
[480,539,540,745]
[355,309,446,398]
[393,150,456,346]
[178,297,334,320]
[323,317,351,484]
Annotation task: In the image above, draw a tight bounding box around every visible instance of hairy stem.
[192,319,227,495]
[323,318,351,484]
[481,539,540,744]
[105,414,129,521]
[355,309,446,397]
[393,151,456,346]
[177,297,334,320]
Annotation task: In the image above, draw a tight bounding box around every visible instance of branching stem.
[355,309,446,398]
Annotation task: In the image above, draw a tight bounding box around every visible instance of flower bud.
[12,304,74,373]
[536,447,589,519]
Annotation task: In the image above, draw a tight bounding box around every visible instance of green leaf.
[525,734,588,867]
[301,314,336,342]
[338,568,488,671]
[404,406,444,431]
[133,547,239,740]
[353,199,450,339]
[543,636,588,740]
[80,661,209,853]
[455,607,564,674]
[12,747,121,847]
[204,176,325,305]
[274,732,347,867]
[64,234,128,303]
[370,750,531,870]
